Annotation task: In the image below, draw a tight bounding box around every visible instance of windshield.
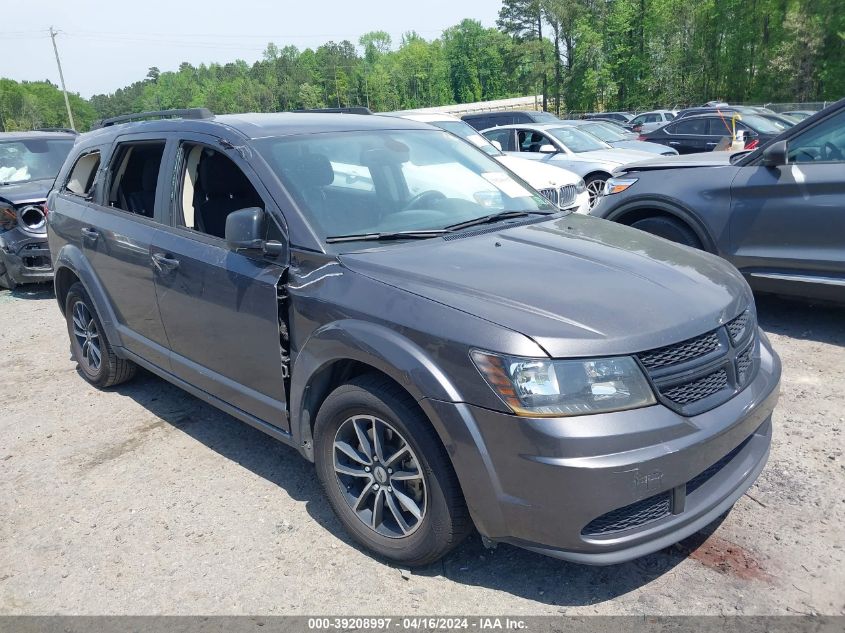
[546,127,610,153]
[531,111,561,123]
[741,114,783,134]
[0,138,74,185]
[256,129,554,242]
[431,119,501,156]
[581,122,627,142]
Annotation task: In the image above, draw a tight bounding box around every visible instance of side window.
[707,118,733,136]
[645,114,661,124]
[517,130,553,152]
[64,151,100,197]
[787,109,845,163]
[665,112,676,121]
[176,143,264,239]
[673,119,706,135]
[484,129,514,151]
[631,115,646,126]
[105,141,166,218]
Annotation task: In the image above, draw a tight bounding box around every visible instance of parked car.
[629,110,677,134]
[382,112,589,213]
[782,110,816,121]
[592,98,845,303]
[582,111,633,123]
[461,110,559,130]
[558,120,679,156]
[480,123,655,207]
[640,114,782,154]
[0,131,76,289]
[48,108,780,567]
[675,105,758,120]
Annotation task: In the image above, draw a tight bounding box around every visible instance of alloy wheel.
[71,301,102,373]
[586,179,606,209]
[332,415,427,538]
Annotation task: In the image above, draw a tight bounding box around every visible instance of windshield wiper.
[325,229,450,243]
[444,210,555,232]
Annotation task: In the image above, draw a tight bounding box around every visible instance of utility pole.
[49,27,75,131]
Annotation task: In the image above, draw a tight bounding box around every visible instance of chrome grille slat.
[539,187,559,206]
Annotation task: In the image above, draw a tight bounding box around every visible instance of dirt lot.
[1,284,843,616]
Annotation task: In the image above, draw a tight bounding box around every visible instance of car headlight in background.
[603,177,638,196]
[575,179,587,194]
[471,351,656,417]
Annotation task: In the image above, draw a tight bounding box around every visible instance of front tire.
[630,215,702,249]
[0,259,16,290]
[584,174,609,210]
[65,282,136,388]
[314,374,471,566]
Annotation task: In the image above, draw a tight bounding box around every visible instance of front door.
[729,108,845,302]
[81,134,171,368]
[152,135,289,428]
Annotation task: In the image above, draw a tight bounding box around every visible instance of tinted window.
[665,113,676,121]
[706,118,734,136]
[788,109,845,163]
[483,128,515,151]
[530,111,560,123]
[672,119,707,135]
[740,114,783,135]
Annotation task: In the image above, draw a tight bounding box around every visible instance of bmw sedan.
[559,120,679,156]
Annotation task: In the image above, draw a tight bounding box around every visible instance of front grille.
[539,187,559,206]
[582,492,672,536]
[638,331,720,371]
[558,184,577,207]
[636,310,758,415]
[662,369,729,405]
[686,435,753,496]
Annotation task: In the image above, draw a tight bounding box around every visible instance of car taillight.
[745,139,759,150]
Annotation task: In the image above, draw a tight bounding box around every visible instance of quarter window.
[106,141,166,218]
[64,151,100,197]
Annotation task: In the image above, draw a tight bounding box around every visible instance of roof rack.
[295,107,373,115]
[92,108,214,129]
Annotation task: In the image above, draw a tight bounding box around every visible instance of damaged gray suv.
[47,109,781,566]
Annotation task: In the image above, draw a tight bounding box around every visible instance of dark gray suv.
[47,109,781,566]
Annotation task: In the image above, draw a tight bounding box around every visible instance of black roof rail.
[92,108,214,129]
[295,107,373,115]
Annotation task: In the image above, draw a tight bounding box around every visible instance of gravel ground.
[1,285,843,616]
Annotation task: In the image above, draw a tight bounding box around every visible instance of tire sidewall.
[314,384,455,565]
[65,284,108,385]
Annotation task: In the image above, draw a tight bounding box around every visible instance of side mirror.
[491,140,503,151]
[225,207,285,257]
[539,144,557,154]
[761,140,788,167]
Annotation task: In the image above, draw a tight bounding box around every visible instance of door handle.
[668,141,680,145]
[151,252,180,273]
[80,227,99,242]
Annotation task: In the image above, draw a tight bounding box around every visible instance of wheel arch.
[604,197,718,253]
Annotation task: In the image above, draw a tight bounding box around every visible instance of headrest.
[293,153,334,189]
[141,159,159,190]
[199,151,252,196]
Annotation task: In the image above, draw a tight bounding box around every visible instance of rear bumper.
[423,330,780,565]
[0,230,53,285]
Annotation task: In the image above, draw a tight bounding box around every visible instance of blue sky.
[3,0,500,98]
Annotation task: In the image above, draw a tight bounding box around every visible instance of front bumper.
[564,190,591,214]
[0,229,53,286]
[422,330,780,565]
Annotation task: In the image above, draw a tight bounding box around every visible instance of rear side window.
[64,151,100,197]
[484,128,515,151]
[672,119,707,135]
[706,118,734,136]
[106,141,166,218]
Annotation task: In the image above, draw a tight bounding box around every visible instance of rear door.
[80,133,171,368]
[666,119,708,154]
[151,132,289,428]
[729,107,845,301]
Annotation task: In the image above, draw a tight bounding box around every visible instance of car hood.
[567,148,657,165]
[608,140,677,155]
[340,214,750,358]
[0,178,53,205]
[495,154,580,187]
[618,150,749,172]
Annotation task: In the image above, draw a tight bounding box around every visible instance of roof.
[381,111,460,124]
[77,112,433,142]
[0,131,77,142]
[478,122,570,131]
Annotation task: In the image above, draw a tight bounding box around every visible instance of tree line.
[1,0,842,132]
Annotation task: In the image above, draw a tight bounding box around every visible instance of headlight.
[575,179,587,193]
[603,177,638,196]
[471,351,656,417]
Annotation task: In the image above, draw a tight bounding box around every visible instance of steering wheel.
[403,190,446,211]
[822,142,843,161]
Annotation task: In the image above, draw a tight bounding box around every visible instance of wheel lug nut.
[387,487,392,492]
[365,467,371,472]
[387,468,393,474]
[373,484,380,490]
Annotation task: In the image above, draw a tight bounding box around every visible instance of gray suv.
[47,109,781,566]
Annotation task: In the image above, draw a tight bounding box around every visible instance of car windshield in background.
[531,111,561,123]
[257,129,554,242]
[581,122,627,142]
[546,126,609,153]
[432,120,501,156]
[742,114,783,134]
[0,139,74,185]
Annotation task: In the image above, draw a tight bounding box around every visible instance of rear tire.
[65,282,136,388]
[314,373,471,566]
[630,215,702,249]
